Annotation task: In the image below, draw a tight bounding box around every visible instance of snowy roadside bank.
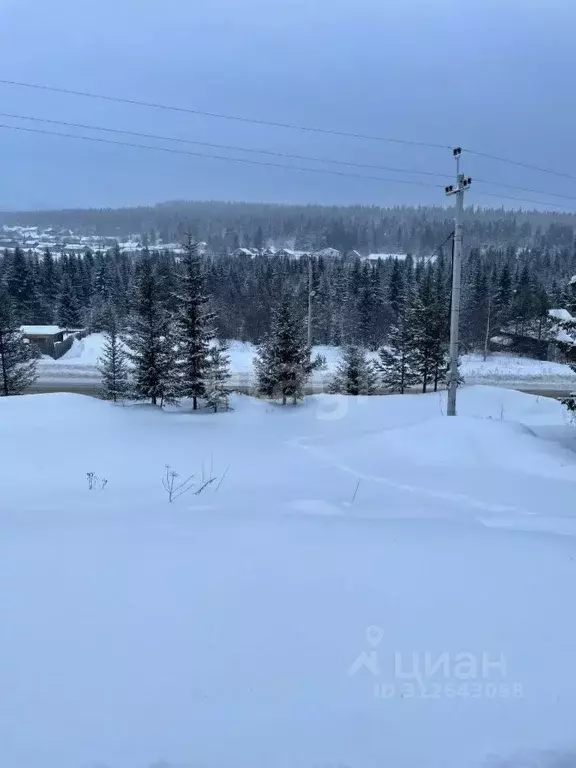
[36,335,576,393]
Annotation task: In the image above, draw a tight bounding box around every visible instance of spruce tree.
[91,253,121,330]
[255,297,322,405]
[332,261,352,345]
[314,267,335,345]
[175,238,216,410]
[388,258,405,321]
[511,265,537,335]
[27,257,53,324]
[496,264,513,330]
[461,256,490,351]
[377,302,419,394]
[355,262,383,348]
[98,307,130,402]
[57,273,82,329]
[412,269,448,393]
[0,291,38,396]
[535,285,551,340]
[156,251,179,315]
[125,256,176,406]
[557,277,576,412]
[75,257,93,320]
[329,345,377,395]
[205,342,231,412]
[7,248,40,323]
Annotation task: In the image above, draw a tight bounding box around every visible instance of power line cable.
[464,148,576,183]
[4,79,576,193]
[3,122,572,211]
[0,122,445,189]
[474,178,576,203]
[8,109,576,204]
[5,79,576,188]
[471,189,576,213]
[0,78,452,150]
[421,230,454,267]
[0,111,452,180]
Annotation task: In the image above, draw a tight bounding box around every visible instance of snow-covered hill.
[2,387,576,767]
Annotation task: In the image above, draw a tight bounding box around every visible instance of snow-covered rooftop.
[274,248,310,259]
[548,308,573,322]
[315,247,341,257]
[20,325,63,336]
[361,252,408,261]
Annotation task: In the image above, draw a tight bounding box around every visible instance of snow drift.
[1,386,576,768]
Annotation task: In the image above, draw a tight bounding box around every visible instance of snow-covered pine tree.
[57,273,82,329]
[91,252,123,330]
[495,263,513,329]
[329,345,378,395]
[412,268,448,393]
[98,307,130,402]
[461,254,489,351]
[255,297,323,405]
[377,298,420,394]
[431,247,451,388]
[535,285,551,340]
[511,264,537,336]
[556,276,576,412]
[388,258,405,321]
[175,238,216,410]
[27,256,53,324]
[156,250,179,315]
[6,247,42,323]
[313,264,334,345]
[40,249,59,316]
[205,342,231,412]
[124,256,177,406]
[332,260,351,346]
[74,257,93,322]
[0,290,38,395]
[356,279,383,350]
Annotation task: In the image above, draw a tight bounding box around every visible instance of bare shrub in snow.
[162,464,217,503]
[86,472,108,490]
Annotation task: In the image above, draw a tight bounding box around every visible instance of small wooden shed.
[20,325,65,356]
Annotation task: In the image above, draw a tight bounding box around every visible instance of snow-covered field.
[2,386,576,767]
[36,334,576,392]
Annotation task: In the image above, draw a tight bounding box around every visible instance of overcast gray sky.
[1,0,574,210]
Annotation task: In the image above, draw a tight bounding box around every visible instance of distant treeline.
[0,239,574,354]
[1,200,576,254]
